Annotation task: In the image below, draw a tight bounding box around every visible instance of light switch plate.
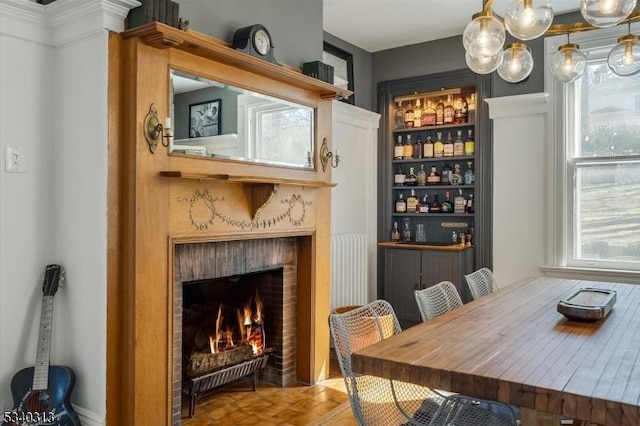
[5,145,27,173]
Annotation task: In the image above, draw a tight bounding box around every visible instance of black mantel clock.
[232,24,280,65]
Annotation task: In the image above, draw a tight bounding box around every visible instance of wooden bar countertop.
[378,241,473,252]
[352,277,640,425]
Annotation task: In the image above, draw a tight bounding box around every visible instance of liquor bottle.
[405,166,418,186]
[417,164,427,186]
[464,161,474,185]
[413,98,422,128]
[469,221,475,243]
[440,163,452,185]
[394,101,405,130]
[454,189,466,213]
[468,93,476,124]
[433,132,444,158]
[394,166,406,186]
[466,193,474,214]
[430,193,442,212]
[441,191,453,213]
[464,129,475,156]
[453,130,464,157]
[413,136,423,159]
[443,131,454,157]
[426,166,441,186]
[406,189,419,213]
[454,93,468,123]
[402,218,411,241]
[436,98,445,125]
[404,100,414,128]
[423,134,434,158]
[394,135,404,160]
[395,192,407,213]
[403,134,413,159]
[391,221,401,241]
[444,94,454,125]
[421,99,436,127]
[418,195,430,213]
[451,163,462,185]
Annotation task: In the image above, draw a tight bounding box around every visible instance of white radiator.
[330,233,368,311]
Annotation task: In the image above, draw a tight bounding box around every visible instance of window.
[547,24,640,272]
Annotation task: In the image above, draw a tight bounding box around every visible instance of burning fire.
[209,290,265,356]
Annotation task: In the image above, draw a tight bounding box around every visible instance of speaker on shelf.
[127,0,181,30]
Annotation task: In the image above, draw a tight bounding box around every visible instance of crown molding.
[0,0,139,46]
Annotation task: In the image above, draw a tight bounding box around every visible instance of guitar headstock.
[42,264,62,296]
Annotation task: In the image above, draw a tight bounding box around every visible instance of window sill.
[540,266,640,284]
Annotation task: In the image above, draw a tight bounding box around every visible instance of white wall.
[0,0,136,424]
[486,93,549,287]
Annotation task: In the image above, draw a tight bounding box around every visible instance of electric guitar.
[2,264,81,426]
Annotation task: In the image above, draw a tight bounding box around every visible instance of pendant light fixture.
[463,10,506,57]
[465,50,504,74]
[497,42,534,83]
[504,0,554,40]
[550,36,588,83]
[580,0,637,28]
[607,23,640,75]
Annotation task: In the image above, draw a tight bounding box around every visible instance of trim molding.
[541,265,640,284]
[485,93,550,119]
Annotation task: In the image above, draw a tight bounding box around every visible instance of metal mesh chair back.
[414,281,463,322]
[464,267,498,300]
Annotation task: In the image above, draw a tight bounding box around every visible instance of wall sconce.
[320,138,340,171]
[143,103,173,153]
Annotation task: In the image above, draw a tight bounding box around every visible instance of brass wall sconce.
[143,103,173,153]
[319,138,340,172]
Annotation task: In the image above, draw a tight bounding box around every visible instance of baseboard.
[72,404,105,426]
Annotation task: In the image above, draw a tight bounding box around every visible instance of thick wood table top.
[352,277,640,425]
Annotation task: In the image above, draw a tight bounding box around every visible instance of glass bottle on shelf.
[433,132,444,158]
[405,166,418,186]
[454,93,468,123]
[464,129,475,156]
[418,195,430,213]
[467,193,474,214]
[423,134,434,158]
[421,99,435,127]
[454,189,466,213]
[464,161,474,185]
[406,189,419,213]
[394,101,405,130]
[454,130,464,157]
[443,131,454,157]
[402,218,412,241]
[413,98,422,128]
[395,192,407,213]
[426,166,441,185]
[403,134,413,159]
[444,94,454,125]
[451,163,462,185]
[442,191,453,213]
[394,135,404,160]
[436,98,445,125]
[440,162,452,185]
[415,223,427,243]
[394,166,406,186]
[390,221,401,241]
[404,100,414,128]
[417,164,427,186]
[430,193,442,212]
[468,93,476,123]
[413,136,423,159]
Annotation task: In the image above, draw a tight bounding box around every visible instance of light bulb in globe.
[465,50,503,74]
[504,0,554,40]
[550,43,587,83]
[497,42,534,83]
[608,34,640,76]
[463,12,506,57]
[580,0,637,28]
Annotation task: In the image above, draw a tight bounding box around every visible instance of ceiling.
[323,0,580,53]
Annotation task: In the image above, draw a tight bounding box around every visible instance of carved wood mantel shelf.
[160,171,336,219]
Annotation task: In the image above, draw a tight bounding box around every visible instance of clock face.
[253,29,270,56]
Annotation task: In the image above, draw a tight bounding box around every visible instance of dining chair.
[329,299,519,425]
[414,280,463,322]
[464,267,498,300]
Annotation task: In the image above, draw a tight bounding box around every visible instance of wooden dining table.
[351,277,640,426]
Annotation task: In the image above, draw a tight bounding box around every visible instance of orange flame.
[210,305,223,354]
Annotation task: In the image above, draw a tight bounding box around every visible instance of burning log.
[185,344,254,378]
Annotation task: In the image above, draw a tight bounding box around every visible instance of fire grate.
[182,350,272,417]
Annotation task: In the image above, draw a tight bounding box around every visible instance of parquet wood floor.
[181,357,356,425]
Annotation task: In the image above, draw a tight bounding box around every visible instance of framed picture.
[189,99,221,138]
[323,42,354,105]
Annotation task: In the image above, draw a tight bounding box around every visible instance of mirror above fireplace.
[170,69,315,169]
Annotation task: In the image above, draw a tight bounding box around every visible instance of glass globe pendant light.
[550,42,588,83]
[580,0,637,28]
[465,50,504,74]
[504,0,554,40]
[608,30,640,76]
[463,10,506,57]
[497,42,534,83]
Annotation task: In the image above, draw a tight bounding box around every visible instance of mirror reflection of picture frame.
[189,99,221,138]
[323,42,354,105]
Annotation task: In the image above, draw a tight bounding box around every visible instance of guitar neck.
[33,295,54,391]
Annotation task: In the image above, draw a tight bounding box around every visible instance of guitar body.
[3,365,80,426]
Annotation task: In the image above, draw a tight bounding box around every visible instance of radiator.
[330,233,368,311]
